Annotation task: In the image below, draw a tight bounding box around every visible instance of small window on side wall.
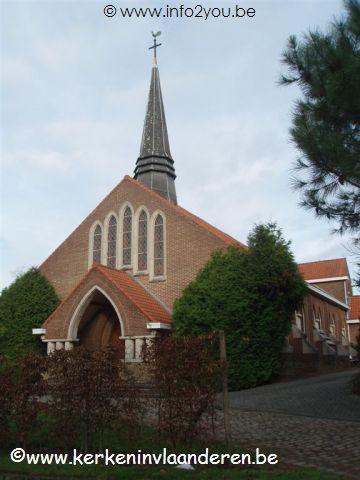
[295,309,305,333]
[93,224,102,264]
[313,306,321,330]
[342,327,346,340]
[154,214,164,277]
[329,315,336,337]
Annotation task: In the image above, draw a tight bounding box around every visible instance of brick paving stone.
[228,369,360,422]
[215,410,360,478]
[215,370,360,479]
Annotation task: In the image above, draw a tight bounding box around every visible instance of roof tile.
[43,265,172,327]
[97,265,171,324]
[298,258,349,281]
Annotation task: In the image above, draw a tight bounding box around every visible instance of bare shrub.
[0,352,46,448]
[142,333,221,447]
[46,347,140,450]
[0,356,14,447]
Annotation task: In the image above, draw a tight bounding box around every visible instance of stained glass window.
[138,210,148,271]
[93,224,102,264]
[154,214,164,276]
[107,215,117,268]
[122,207,132,266]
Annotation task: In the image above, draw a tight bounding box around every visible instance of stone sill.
[149,276,166,283]
[133,271,149,276]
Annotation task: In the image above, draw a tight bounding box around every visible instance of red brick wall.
[39,177,234,311]
[40,176,352,351]
[311,280,346,304]
[293,291,347,344]
[349,323,360,345]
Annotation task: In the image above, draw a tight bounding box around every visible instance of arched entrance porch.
[69,287,125,359]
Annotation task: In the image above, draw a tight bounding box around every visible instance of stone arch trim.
[42,268,156,341]
[67,285,125,340]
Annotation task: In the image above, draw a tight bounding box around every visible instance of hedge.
[173,223,307,390]
[0,268,60,360]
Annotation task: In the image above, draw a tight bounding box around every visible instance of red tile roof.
[43,265,172,328]
[123,176,246,248]
[349,296,360,320]
[298,258,349,281]
[97,265,172,324]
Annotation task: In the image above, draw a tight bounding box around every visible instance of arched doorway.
[76,289,124,359]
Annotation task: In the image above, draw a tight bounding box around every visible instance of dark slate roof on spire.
[139,58,173,160]
[134,57,177,204]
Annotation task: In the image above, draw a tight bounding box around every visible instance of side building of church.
[33,50,357,366]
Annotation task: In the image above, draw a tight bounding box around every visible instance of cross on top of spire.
[149,31,162,60]
[134,32,177,204]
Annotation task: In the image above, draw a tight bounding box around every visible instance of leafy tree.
[0,268,60,360]
[280,0,360,237]
[173,223,307,390]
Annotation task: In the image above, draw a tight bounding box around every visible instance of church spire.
[134,33,177,205]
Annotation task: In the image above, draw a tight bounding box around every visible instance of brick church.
[33,41,358,364]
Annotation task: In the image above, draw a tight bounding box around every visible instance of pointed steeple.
[134,35,177,204]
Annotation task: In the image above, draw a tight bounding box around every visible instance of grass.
[0,453,347,480]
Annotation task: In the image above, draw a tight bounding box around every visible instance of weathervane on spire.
[149,31,162,60]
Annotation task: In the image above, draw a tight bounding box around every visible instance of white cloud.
[3,0,357,291]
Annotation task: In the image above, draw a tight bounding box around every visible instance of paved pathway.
[229,369,360,422]
[218,370,360,479]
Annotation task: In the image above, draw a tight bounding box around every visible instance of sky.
[1,0,358,291]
